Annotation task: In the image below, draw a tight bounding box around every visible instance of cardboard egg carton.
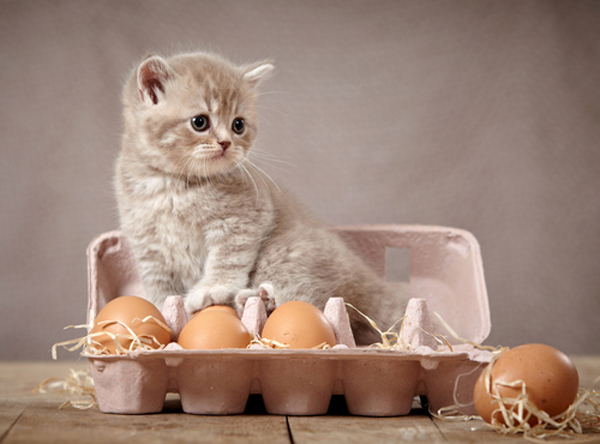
[85,225,492,416]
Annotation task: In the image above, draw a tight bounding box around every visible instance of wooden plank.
[3,402,290,444]
[288,415,445,443]
[571,356,600,387]
[431,417,523,443]
[0,402,25,442]
[0,362,290,444]
[0,361,89,402]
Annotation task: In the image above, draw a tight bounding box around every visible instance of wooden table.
[1,357,598,443]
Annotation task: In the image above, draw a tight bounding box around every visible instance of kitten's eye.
[191,115,210,132]
[232,118,245,134]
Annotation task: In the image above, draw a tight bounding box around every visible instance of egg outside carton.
[469,348,600,440]
[84,295,494,416]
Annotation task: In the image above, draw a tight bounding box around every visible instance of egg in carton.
[85,225,493,415]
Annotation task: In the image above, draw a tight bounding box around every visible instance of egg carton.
[85,225,493,416]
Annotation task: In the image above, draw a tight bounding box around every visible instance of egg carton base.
[85,293,490,416]
[87,349,486,416]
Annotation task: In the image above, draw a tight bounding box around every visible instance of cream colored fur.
[115,52,406,344]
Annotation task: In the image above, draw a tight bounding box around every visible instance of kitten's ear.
[137,55,173,105]
[243,62,274,88]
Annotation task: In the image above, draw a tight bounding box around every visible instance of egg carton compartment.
[85,225,492,416]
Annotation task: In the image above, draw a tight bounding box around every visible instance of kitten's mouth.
[205,148,239,169]
[196,145,227,161]
[208,151,229,163]
[191,145,240,176]
[208,143,229,156]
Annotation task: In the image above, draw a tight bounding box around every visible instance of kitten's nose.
[218,140,231,151]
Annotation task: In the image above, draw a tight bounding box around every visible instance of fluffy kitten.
[115,51,406,344]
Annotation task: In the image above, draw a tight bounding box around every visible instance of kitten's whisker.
[258,115,272,126]
[249,156,293,174]
[172,156,188,187]
[258,90,291,96]
[244,159,281,192]
[200,156,213,191]
[180,156,196,188]
[246,161,271,193]
[255,105,286,115]
[250,148,295,166]
[249,150,295,174]
[250,152,291,163]
[237,160,260,203]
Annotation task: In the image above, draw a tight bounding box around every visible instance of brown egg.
[195,305,239,318]
[178,309,251,349]
[90,295,171,354]
[473,343,579,425]
[261,300,336,349]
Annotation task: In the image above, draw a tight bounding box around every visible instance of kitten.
[115,51,407,344]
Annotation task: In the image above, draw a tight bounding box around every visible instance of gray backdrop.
[1,0,599,360]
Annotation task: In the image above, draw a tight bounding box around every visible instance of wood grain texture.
[288,415,445,443]
[431,417,523,443]
[0,362,290,444]
[4,404,290,444]
[0,403,25,442]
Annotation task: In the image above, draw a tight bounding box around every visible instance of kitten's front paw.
[235,283,276,313]
[184,284,239,315]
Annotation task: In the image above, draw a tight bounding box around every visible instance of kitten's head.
[122,52,273,179]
